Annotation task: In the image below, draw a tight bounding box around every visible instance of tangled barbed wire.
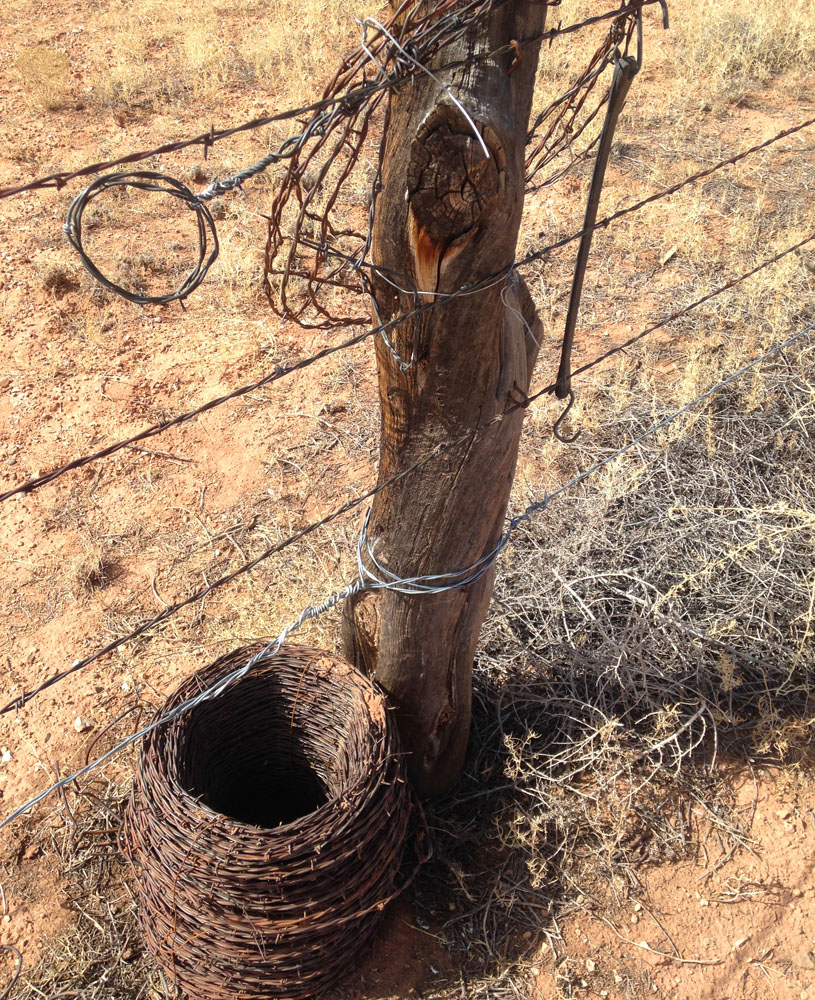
[262,0,655,328]
[0,0,660,312]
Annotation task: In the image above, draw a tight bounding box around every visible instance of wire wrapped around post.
[122,643,413,1000]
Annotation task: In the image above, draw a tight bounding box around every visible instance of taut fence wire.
[3,315,814,831]
[2,116,812,503]
[4,224,812,717]
[0,1,661,201]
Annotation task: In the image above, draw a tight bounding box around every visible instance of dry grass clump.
[414,338,815,995]
[14,46,72,111]
[71,541,116,592]
[40,263,77,295]
[669,0,815,106]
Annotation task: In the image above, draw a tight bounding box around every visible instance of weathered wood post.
[343,1,547,796]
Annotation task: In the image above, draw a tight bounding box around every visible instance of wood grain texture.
[343,1,547,796]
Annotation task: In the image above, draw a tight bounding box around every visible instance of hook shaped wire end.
[553,389,581,443]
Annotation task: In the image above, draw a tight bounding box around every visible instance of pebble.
[73,716,94,733]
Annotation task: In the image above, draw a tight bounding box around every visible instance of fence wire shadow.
[403,339,815,997]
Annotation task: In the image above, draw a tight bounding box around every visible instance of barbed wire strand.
[3,226,812,717]
[3,314,812,832]
[281,112,813,325]
[0,0,658,202]
[514,115,815,271]
[310,114,814,281]
[3,116,810,504]
[0,285,478,503]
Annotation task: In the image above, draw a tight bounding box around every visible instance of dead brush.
[71,542,114,592]
[14,46,72,112]
[8,335,811,1000]
[669,0,815,106]
[412,338,815,996]
[0,734,158,1000]
[40,263,77,295]
[114,251,164,296]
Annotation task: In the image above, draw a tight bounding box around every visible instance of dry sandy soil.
[0,0,814,998]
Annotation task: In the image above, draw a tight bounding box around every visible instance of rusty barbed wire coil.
[122,643,413,1000]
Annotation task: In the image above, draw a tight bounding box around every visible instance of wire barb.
[4,316,814,831]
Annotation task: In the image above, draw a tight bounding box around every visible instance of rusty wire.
[6,311,815,839]
[261,0,519,329]
[0,2,663,316]
[262,0,660,328]
[3,111,811,506]
[3,226,812,722]
[123,643,412,1000]
[0,1,656,204]
[525,7,637,188]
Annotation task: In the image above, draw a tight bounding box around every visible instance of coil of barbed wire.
[63,170,219,305]
[123,643,413,1000]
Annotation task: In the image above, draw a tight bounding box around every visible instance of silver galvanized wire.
[5,315,814,832]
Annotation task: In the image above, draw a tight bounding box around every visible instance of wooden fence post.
[343,1,548,796]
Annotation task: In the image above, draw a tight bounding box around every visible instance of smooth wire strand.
[3,227,813,718]
[5,210,812,505]
[355,509,510,594]
[3,316,813,832]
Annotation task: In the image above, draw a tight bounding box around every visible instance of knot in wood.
[407,105,505,242]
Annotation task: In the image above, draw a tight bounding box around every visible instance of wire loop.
[553,389,581,442]
[64,171,219,306]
